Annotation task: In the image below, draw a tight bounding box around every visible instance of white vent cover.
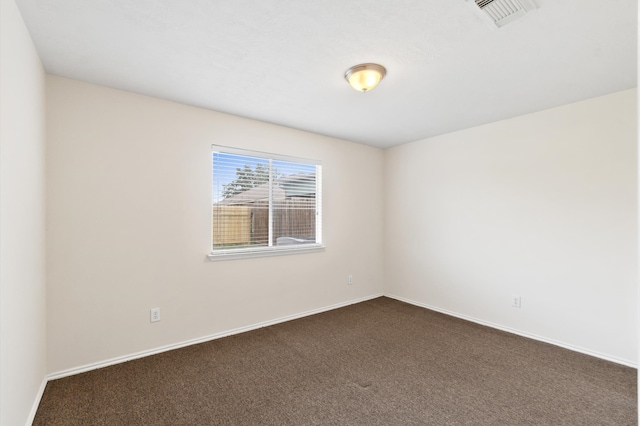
[474,0,536,27]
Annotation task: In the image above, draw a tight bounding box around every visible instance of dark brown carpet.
[34,297,637,425]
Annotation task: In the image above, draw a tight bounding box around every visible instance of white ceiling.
[15,0,637,148]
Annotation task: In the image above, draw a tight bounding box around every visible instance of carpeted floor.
[34,297,637,425]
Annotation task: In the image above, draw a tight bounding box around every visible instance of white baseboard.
[47,293,384,381]
[45,291,635,384]
[385,293,637,369]
[26,376,47,426]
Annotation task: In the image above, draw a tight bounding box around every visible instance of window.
[209,145,323,260]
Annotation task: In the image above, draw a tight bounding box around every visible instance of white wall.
[0,0,48,424]
[45,76,385,374]
[385,89,637,365]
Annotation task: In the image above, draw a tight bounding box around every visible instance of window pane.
[212,153,270,249]
[272,160,316,246]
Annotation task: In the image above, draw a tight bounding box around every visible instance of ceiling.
[15,0,637,148]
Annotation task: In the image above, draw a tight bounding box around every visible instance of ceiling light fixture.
[344,63,386,92]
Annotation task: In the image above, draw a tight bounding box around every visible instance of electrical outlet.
[348,275,353,285]
[512,296,521,309]
[150,308,161,322]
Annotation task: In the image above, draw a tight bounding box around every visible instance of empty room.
[1,0,637,425]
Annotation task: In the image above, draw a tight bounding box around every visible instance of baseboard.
[45,290,633,383]
[48,293,384,381]
[26,376,47,426]
[385,293,637,369]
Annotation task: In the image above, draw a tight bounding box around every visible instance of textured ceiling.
[15,0,637,148]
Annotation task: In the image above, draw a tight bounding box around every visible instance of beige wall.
[46,76,385,374]
[0,0,48,423]
[45,78,637,374]
[385,89,637,365]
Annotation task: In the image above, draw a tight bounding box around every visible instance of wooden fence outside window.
[212,198,316,247]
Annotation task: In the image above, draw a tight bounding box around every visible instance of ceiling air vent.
[474,0,536,27]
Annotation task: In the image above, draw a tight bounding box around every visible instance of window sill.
[207,244,325,261]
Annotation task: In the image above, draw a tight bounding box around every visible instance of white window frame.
[208,145,324,261]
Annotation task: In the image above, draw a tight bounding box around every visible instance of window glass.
[210,146,322,259]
